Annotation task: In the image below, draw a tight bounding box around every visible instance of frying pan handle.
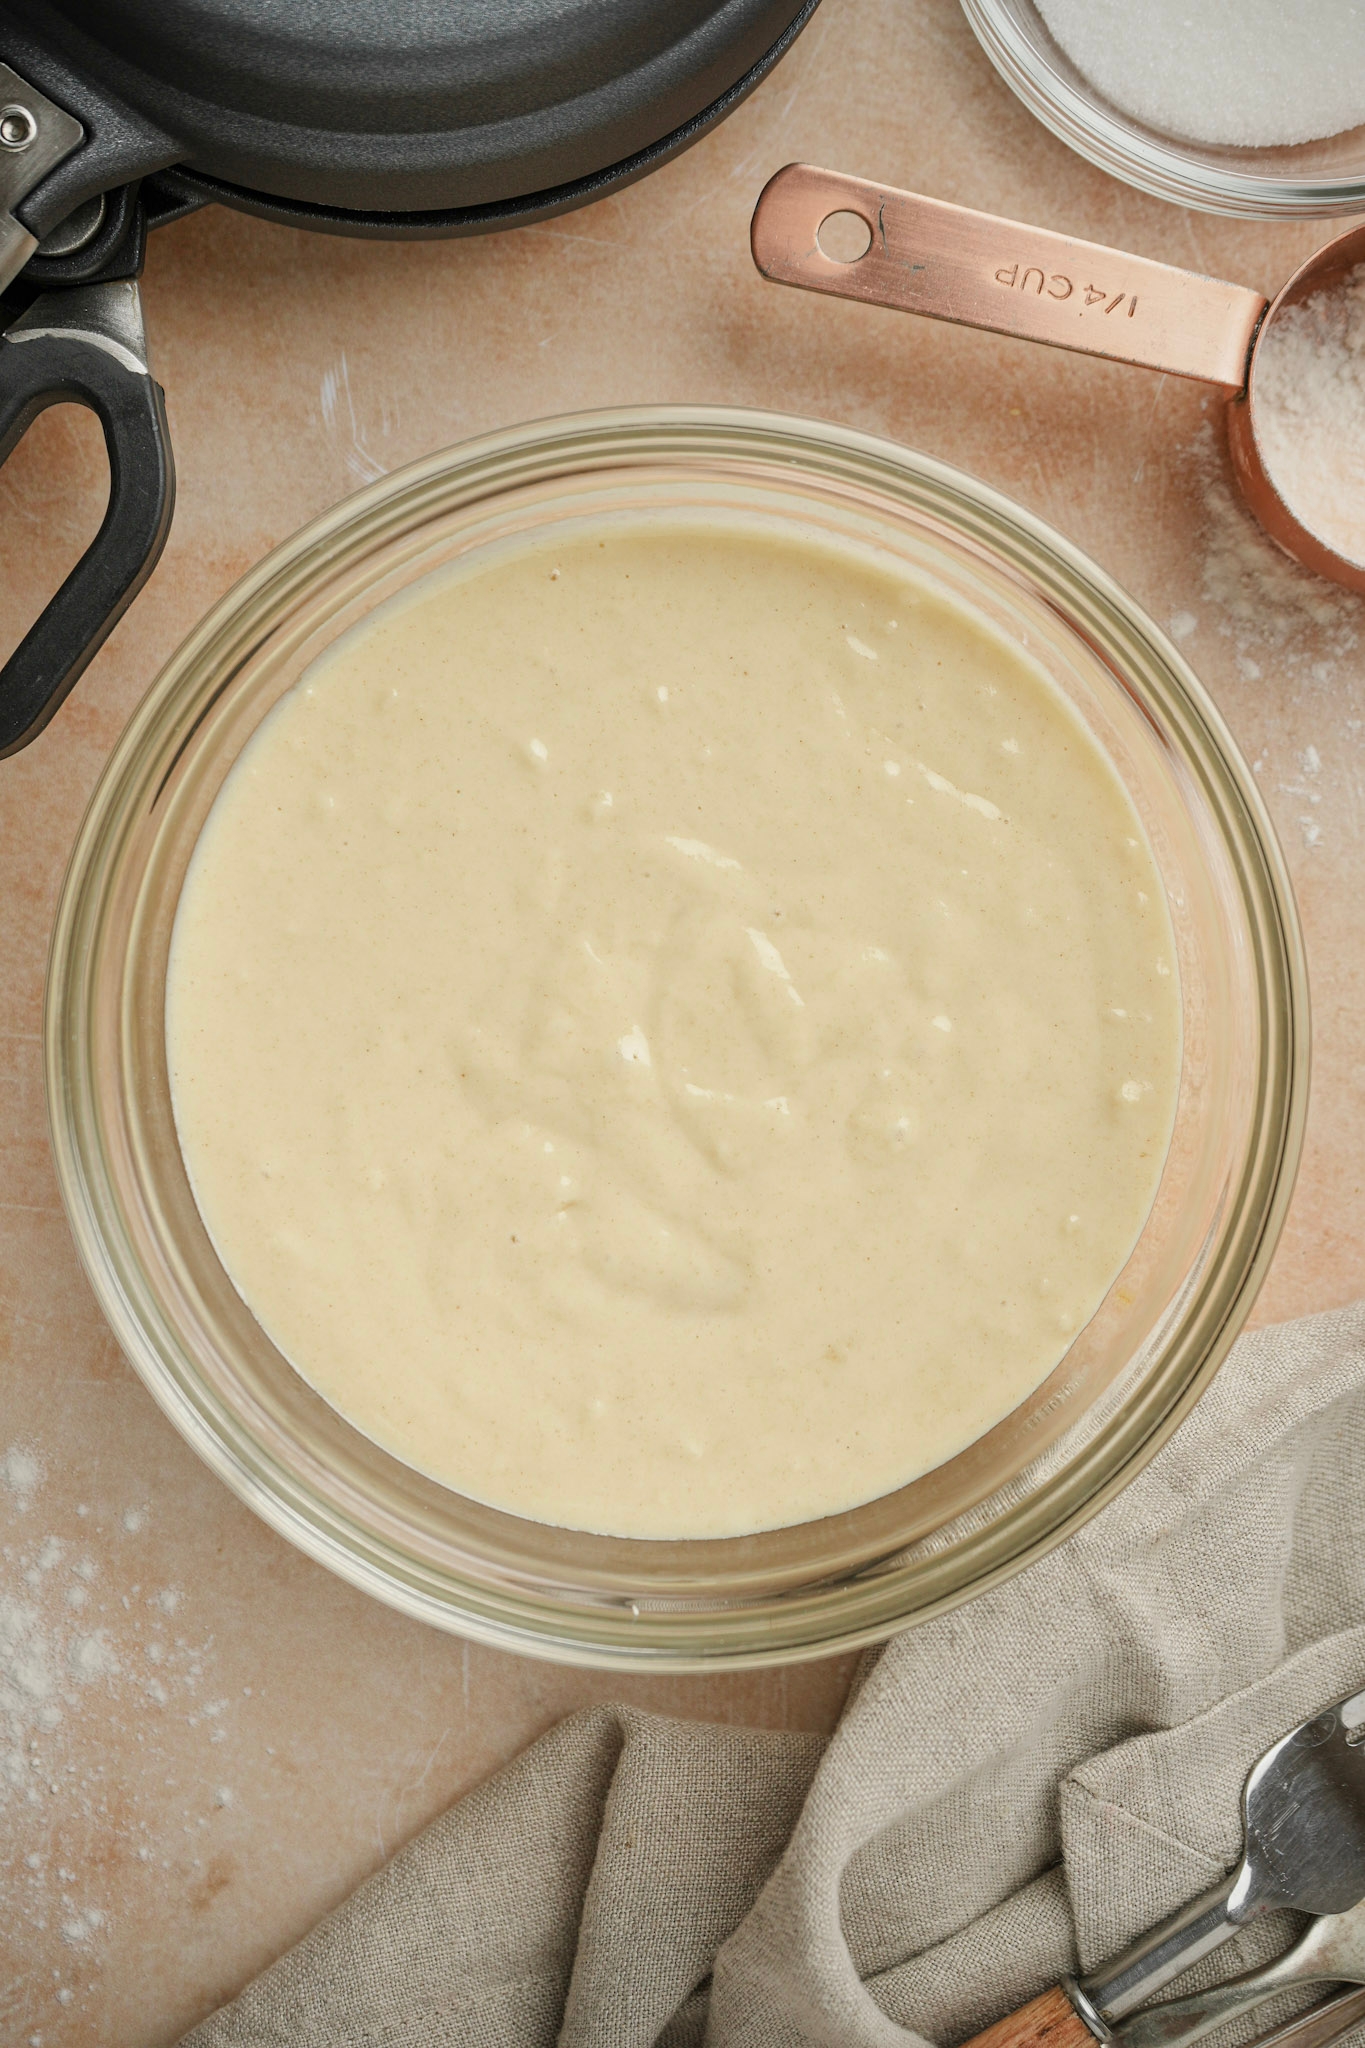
[750,164,1268,396]
[0,277,174,756]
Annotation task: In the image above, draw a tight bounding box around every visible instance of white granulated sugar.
[1035,0,1365,146]
[1253,267,1365,568]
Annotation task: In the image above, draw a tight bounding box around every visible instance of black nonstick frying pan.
[0,0,819,756]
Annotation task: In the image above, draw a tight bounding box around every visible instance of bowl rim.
[960,0,1365,221]
[44,403,1311,1668]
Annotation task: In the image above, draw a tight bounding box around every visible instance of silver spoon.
[1119,1896,1365,2048]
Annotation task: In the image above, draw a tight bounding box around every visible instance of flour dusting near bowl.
[0,1445,240,2027]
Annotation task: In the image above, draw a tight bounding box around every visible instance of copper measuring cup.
[751,164,1365,595]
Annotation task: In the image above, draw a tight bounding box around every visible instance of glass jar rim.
[961,0,1365,221]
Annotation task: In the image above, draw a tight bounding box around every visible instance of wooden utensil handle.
[958,1984,1098,2048]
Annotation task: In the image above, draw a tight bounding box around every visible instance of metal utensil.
[750,163,1365,597]
[1120,1897,1365,2048]
[1225,1985,1365,2048]
[948,1684,1365,2048]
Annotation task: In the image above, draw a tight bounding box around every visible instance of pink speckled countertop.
[1,3,1362,2040]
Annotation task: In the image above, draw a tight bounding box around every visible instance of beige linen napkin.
[184,1302,1365,2048]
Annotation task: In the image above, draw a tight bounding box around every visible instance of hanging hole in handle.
[817,209,873,264]
[0,402,109,670]
[0,282,176,756]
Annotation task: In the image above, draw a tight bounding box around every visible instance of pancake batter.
[166,519,1180,1538]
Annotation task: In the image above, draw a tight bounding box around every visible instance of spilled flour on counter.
[0,1442,242,2035]
[1182,418,1363,667]
[1171,417,1365,857]
[2,1444,42,1508]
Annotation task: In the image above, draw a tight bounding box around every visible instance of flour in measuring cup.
[1255,265,1365,568]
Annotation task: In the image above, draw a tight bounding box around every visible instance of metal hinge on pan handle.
[0,61,84,295]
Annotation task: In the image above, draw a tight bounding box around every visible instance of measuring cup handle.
[751,165,1267,395]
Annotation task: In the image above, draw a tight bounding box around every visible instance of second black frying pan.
[0,0,819,755]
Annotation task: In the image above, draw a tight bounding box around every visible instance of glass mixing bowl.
[961,0,1365,220]
[45,407,1307,1670]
